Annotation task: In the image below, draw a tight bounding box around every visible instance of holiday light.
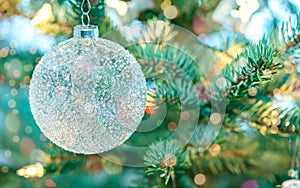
[163,5,178,20]
[194,173,206,186]
[231,0,259,23]
[106,0,128,16]
[16,163,44,178]
[31,4,53,26]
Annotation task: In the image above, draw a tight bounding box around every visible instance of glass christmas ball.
[29,25,146,154]
[282,179,300,188]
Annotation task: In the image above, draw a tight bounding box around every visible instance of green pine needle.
[246,100,300,134]
[144,139,191,185]
[128,42,202,108]
[268,13,300,54]
[223,42,283,98]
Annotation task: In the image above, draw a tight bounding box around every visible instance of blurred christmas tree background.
[1,0,300,187]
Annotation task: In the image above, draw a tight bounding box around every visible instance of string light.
[4,150,12,157]
[13,135,20,142]
[161,0,171,10]
[106,0,128,16]
[168,122,177,131]
[216,77,227,89]
[16,163,44,178]
[181,111,190,120]
[210,113,222,125]
[209,144,221,156]
[8,99,16,108]
[101,155,123,175]
[194,173,206,186]
[31,4,54,26]
[10,88,18,96]
[163,5,178,20]
[248,87,258,97]
[1,166,9,173]
[231,0,259,23]
[116,1,128,16]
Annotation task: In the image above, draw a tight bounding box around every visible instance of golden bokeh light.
[101,155,123,175]
[248,87,257,97]
[161,0,171,10]
[209,144,221,156]
[194,173,206,186]
[5,150,11,157]
[31,4,54,26]
[8,99,16,108]
[1,166,9,173]
[164,5,178,20]
[210,113,222,125]
[216,77,227,89]
[10,88,18,96]
[16,163,44,178]
[168,122,177,131]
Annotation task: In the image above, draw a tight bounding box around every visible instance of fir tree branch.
[223,42,283,98]
[127,33,204,107]
[225,83,300,134]
[244,99,300,134]
[144,139,191,185]
[268,13,300,54]
[187,129,259,175]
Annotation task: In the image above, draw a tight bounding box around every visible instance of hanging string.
[81,0,91,27]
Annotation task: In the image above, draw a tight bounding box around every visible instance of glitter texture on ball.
[29,25,146,154]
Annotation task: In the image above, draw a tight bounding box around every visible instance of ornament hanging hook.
[81,0,91,27]
[74,0,98,38]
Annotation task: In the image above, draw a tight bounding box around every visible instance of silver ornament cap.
[73,25,99,38]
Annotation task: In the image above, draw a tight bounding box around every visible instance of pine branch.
[129,42,203,109]
[152,78,199,108]
[223,42,283,98]
[144,139,191,185]
[225,75,300,134]
[244,99,300,134]
[187,129,259,175]
[268,13,300,55]
[185,128,293,183]
[129,42,203,84]
[41,143,86,174]
[125,21,205,107]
